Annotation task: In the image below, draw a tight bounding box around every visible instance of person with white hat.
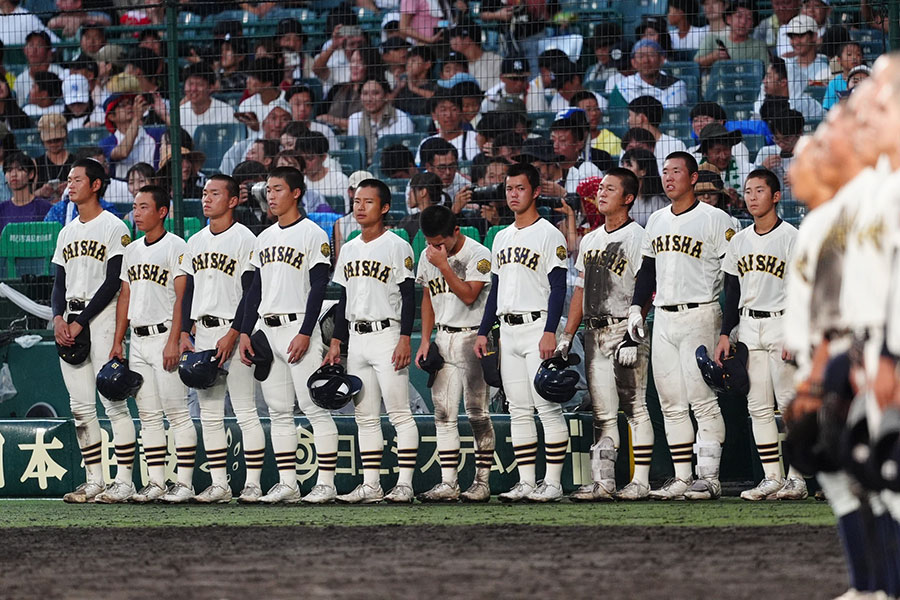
[62,73,103,130]
[784,13,831,102]
[34,113,73,201]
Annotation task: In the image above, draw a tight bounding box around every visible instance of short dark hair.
[746,168,781,195]
[182,62,216,86]
[420,137,457,166]
[287,83,315,103]
[69,54,99,77]
[276,17,304,38]
[493,131,523,153]
[125,47,162,77]
[253,138,280,160]
[362,76,391,95]
[208,173,240,199]
[126,162,155,182]
[506,162,540,192]
[428,88,462,113]
[621,127,656,150]
[628,96,664,128]
[3,151,35,178]
[249,56,282,86]
[420,204,457,238]
[34,71,62,99]
[380,143,415,177]
[569,90,599,108]
[769,56,788,81]
[71,157,108,198]
[267,165,306,198]
[410,172,444,208]
[604,167,640,206]
[407,45,433,63]
[137,184,169,211]
[25,31,51,46]
[356,178,391,207]
[690,101,727,123]
[74,145,103,161]
[297,131,329,156]
[665,151,699,175]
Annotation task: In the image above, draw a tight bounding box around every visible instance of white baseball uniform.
[641,201,733,482]
[332,231,419,486]
[52,209,135,485]
[250,217,338,487]
[490,218,570,487]
[180,221,264,489]
[416,236,495,486]
[575,219,654,486]
[121,231,196,488]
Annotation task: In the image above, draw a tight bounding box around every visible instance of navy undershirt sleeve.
[631,256,657,307]
[399,278,415,336]
[477,274,499,336]
[181,275,194,333]
[545,266,567,333]
[51,264,66,318]
[299,263,330,336]
[240,271,262,335]
[720,274,741,336]
[75,255,123,326]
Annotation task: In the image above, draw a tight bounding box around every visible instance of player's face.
[743,177,778,218]
[66,166,98,205]
[661,158,697,201]
[132,191,166,233]
[353,185,389,226]
[596,174,631,216]
[505,173,538,214]
[266,176,300,218]
[202,178,237,219]
[424,230,459,254]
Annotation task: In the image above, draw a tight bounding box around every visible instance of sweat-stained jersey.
[491,218,568,314]
[722,219,797,312]
[121,231,186,327]
[52,209,130,303]
[575,219,643,319]
[416,236,492,328]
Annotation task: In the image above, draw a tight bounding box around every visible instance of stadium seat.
[332,149,364,175]
[386,210,406,228]
[13,128,41,149]
[391,228,410,243]
[710,60,765,81]
[376,133,427,153]
[0,221,62,277]
[664,61,701,82]
[804,85,826,103]
[194,123,248,171]
[728,103,756,122]
[530,112,558,132]
[324,195,346,213]
[778,200,807,222]
[307,212,342,242]
[383,178,408,194]
[211,92,243,110]
[390,192,407,210]
[70,127,108,146]
[410,115,432,133]
[599,106,629,137]
[711,88,759,105]
[459,226,481,243]
[483,225,507,250]
[411,229,426,258]
[742,134,767,160]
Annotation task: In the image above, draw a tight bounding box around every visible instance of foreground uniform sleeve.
[478,274,499,336]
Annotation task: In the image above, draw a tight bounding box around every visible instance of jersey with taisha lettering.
[333,230,415,323]
[416,236,492,328]
[179,222,256,320]
[251,217,331,317]
[52,209,130,303]
[121,231,187,327]
[722,219,797,313]
[491,218,568,314]
[575,219,643,319]
[641,201,734,306]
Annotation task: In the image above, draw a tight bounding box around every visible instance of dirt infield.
[2,524,845,599]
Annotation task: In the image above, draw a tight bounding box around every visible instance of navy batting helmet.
[533,354,581,404]
[307,364,362,410]
[178,349,226,389]
[695,343,749,396]
[96,358,143,401]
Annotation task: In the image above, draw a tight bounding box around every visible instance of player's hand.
[539,331,556,360]
[392,335,411,371]
[875,355,899,410]
[323,339,342,365]
[425,243,450,270]
[785,379,823,424]
[238,333,253,366]
[179,331,195,353]
[68,321,83,340]
[555,332,573,360]
[713,334,731,366]
[54,316,74,347]
[615,334,638,368]
[287,333,310,364]
[626,305,645,341]
[163,337,179,371]
[781,347,794,362]
[215,329,238,366]
[415,339,430,368]
[109,341,124,361]
[473,335,489,358]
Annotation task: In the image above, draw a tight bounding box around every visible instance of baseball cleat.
[384,483,415,503]
[774,477,809,500]
[194,484,233,504]
[62,481,105,504]
[498,481,535,503]
[417,481,460,503]
[740,477,784,501]
[237,483,263,504]
[684,477,721,501]
[526,481,563,503]
[569,480,616,502]
[460,481,491,503]
[302,484,337,504]
[95,481,136,504]
[161,482,195,504]
[132,482,167,503]
[615,481,650,501]
[336,483,384,504]
[648,477,692,500]
[259,482,301,504]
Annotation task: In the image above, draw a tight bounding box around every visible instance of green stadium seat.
[599,106,629,137]
[411,229,426,258]
[0,221,62,277]
[660,122,691,140]
[459,226,481,243]
[483,225,507,250]
[346,229,361,242]
[194,123,248,171]
[70,127,108,146]
[13,128,41,149]
[391,228,410,243]
[804,85,826,103]
[134,217,204,241]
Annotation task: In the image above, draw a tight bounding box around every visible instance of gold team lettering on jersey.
[650,234,703,258]
[582,248,627,276]
[61,239,107,262]
[127,263,170,286]
[736,254,786,279]
[343,259,390,283]
[257,246,306,270]
[495,246,540,271]
[192,252,237,276]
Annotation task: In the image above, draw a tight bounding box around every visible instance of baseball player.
[173,175,264,504]
[109,185,196,503]
[473,162,570,503]
[52,158,136,504]
[714,169,801,501]
[627,151,734,501]
[557,167,655,501]
[236,166,339,504]
[324,178,420,504]
[415,204,495,503]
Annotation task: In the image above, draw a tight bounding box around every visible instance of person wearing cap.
[13,31,65,109]
[348,76,414,165]
[379,11,403,43]
[92,45,122,106]
[628,96,687,174]
[68,54,103,107]
[823,41,863,110]
[784,14,831,102]
[179,62,236,137]
[754,56,824,123]
[439,51,468,85]
[24,71,63,119]
[62,72,103,130]
[450,19,501,91]
[481,54,547,114]
[0,151,50,231]
[668,0,709,53]
[381,37,411,90]
[236,57,287,134]
[0,0,60,46]
[34,113,73,200]
[480,0,559,74]
[754,108,803,202]
[611,39,687,109]
[694,164,744,230]
[393,45,437,116]
[219,100,291,176]
[698,122,748,205]
[687,101,751,170]
[100,92,157,179]
[696,1,769,69]
[753,0,800,57]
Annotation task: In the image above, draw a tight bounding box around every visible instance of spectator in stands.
[419,89,479,164]
[548,108,608,196]
[68,55,104,110]
[687,101,751,169]
[450,19,501,91]
[475,156,510,187]
[156,144,205,199]
[319,47,383,133]
[0,41,14,92]
[90,46,119,107]
[517,136,563,188]
[453,80,484,128]
[179,63,236,137]
[234,57,285,135]
[439,52,468,85]
[219,100,291,175]
[698,122,748,203]
[34,114,72,201]
[287,85,339,152]
[612,40,687,108]
[24,72,63,119]
[419,137,469,202]
[480,0,558,74]
[348,76,414,164]
[212,21,248,95]
[702,0,729,36]
[400,172,445,239]
[276,18,312,82]
[473,109,515,158]
[312,12,367,94]
[62,73,103,130]
[0,0,59,46]
[621,127,657,154]
[784,14,831,100]
[548,59,590,112]
[14,31,65,109]
[244,139,278,172]
[123,48,169,127]
[126,162,153,203]
[100,93,157,179]
[482,55,546,114]
[755,55,824,122]
[585,22,624,85]
[823,41,863,110]
[530,49,569,109]
[231,159,269,234]
[380,143,417,179]
[0,79,31,130]
[696,0,769,69]
[0,152,50,230]
[381,37,411,90]
[753,0,800,57]
[668,0,709,53]
[393,46,436,117]
[299,131,351,213]
[567,90,619,157]
[490,131,523,162]
[844,64,871,94]
[78,24,106,58]
[755,108,803,201]
[43,152,120,225]
[621,147,668,227]
[398,0,447,45]
[628,95,687,173]
[800,0,832,38]
[636,16,674,59]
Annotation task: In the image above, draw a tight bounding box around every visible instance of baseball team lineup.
[52,123,805,506]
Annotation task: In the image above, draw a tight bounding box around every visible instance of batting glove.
[615,333,639,368]
[555,332,574,359]
[626,305,645,341]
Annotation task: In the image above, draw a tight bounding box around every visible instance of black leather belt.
[659,303,700,312]
[199,315,229,328]
[501,311,542,326]
[354,319,391,334]
[264,313,299,327]
[133,323,168,337]
[741,308,784,319]
[68,299,86,312]
[437,324,478,333]
[586,316,624,329]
